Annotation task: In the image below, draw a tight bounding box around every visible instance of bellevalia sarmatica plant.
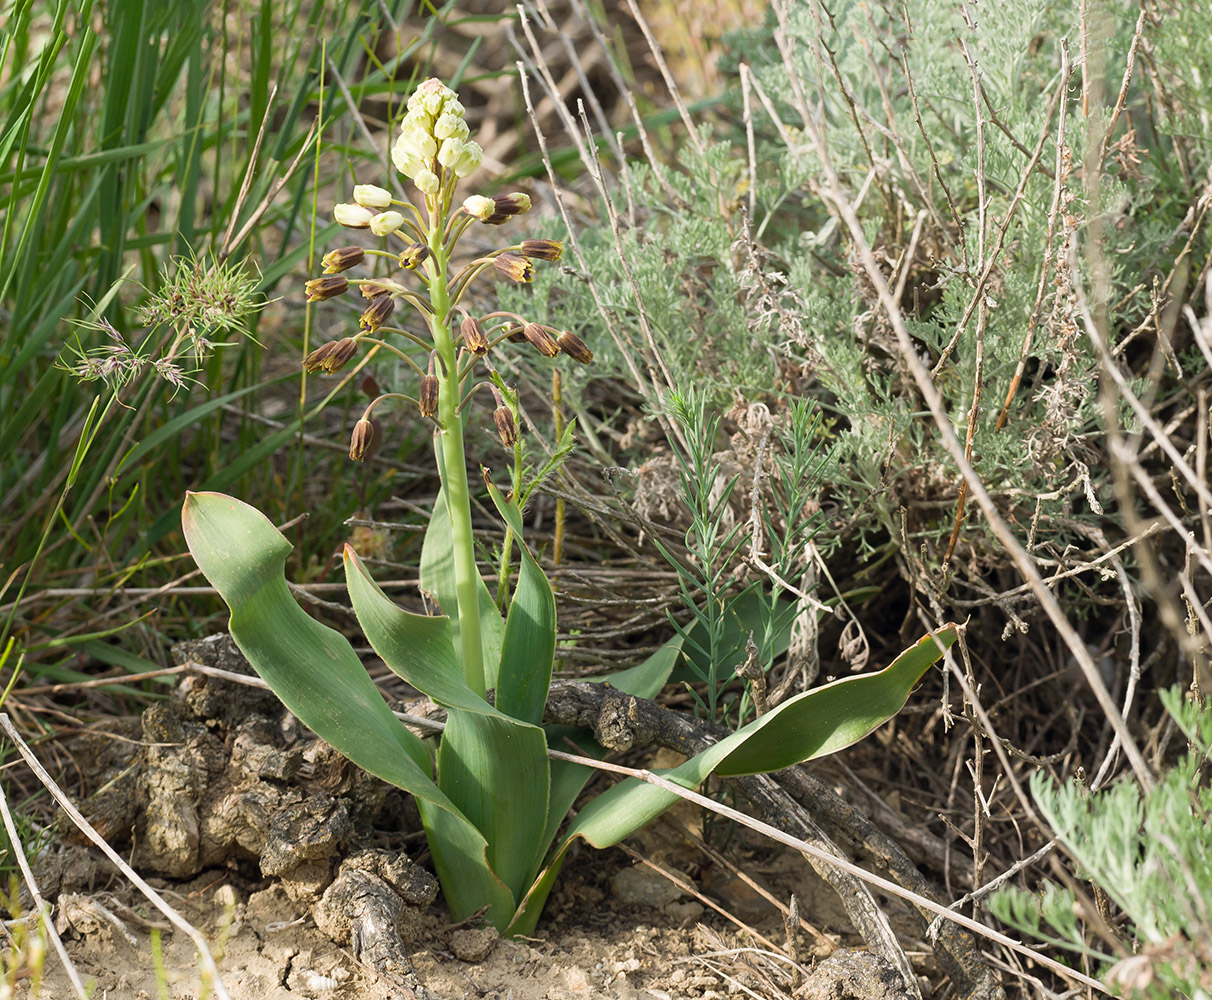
[182,77,960,934]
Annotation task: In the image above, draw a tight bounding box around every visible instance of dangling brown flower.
[399,243,431,269]
[461,316,490,356]
[321,248,365,274]
[493,407,518,447]
[519,239,563,261]
[522,322,560,358]
[556,331,593,365]
[360,293,395,332]
[493,253,534,283]
[303,337,360,374]
[349,418,376,461]
[305,276,349,302]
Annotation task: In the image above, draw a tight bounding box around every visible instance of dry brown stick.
[546,733,1098,997]
[543,682,1003,999]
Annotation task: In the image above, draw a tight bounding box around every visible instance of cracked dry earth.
[17,636,919,999]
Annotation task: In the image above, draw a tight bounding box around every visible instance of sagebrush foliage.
[991,689,1212,999]
[534,0,1212,587]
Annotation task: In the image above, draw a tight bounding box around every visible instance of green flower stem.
[428,234,487,699]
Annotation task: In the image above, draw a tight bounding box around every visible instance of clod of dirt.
[610,864,683,908]
[449,926,499,962]
[800,948,921,1000]
[313,849,438,996]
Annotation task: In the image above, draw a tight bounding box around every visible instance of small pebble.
[611,866,682,908]
[451,926,499,962]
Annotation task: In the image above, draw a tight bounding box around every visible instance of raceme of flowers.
[302,77,592,461]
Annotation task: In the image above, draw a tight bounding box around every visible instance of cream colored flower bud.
[434,113,468,142]
[398,126,436,160]
[453,140,482,178]
[370,210,404,236]
[392,142,425,179]
[334,203,373,228]
[353,184,392,209]
[403,108,433,132]
[463,195,494,221]
[444,97,465,118]
[437,137,464,170]
[414,169,439,195]
[422,89,446,116]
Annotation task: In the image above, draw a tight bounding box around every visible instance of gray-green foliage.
[543,0,1212,570]
[991,688,1212,999]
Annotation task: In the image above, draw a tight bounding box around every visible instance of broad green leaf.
[509,625,959,935]
[438,711,550,911]
[507,637,686,937]
[486,478,555,726]
[345,542,551,925]
[182,492,512,918]
[419,486,505,687]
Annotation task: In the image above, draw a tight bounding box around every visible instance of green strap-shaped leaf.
[507,625,958,936]
[344,541,550,923]
[182,492,514,922]
[485,478,556,726]
[437,712,550,910]
[419,486,505,688]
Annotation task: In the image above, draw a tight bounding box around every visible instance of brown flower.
[556,331,593,365]
[522,322,560,358]
[419,375,439,418]
[493,407,518,447]
[399,243,431,269]
[482,192,533,225]
[461,316,490,356]
[349,418,376,461]
[519,239,563,261]
[305,275,349,302]
[360,293,395,332]
[303,337,360,374]
[321,247,365,274]
[493,253,534,283]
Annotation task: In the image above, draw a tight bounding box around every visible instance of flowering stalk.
[426,232,486,695]
[306,77,586,700]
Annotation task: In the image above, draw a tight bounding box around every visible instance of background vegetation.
[2,0,1211,996]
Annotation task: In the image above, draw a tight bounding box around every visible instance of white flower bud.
[463,195,494,221]
[353,184,392,209]
[437,137,464,170]
[370,210,404,236]
[410,130,437,159]
[392,141,425,179]
[403,108,433,132]
[444,97,465,118]
[434,113,468,142]
[334,203,373,228]
[453,140,483,178]
[422,89,446,116]
[414,169,439,195]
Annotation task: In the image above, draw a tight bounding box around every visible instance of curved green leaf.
[508,625,959,935]
[344,541,550,924]
[486,478,555,726]
[182,492,513,920]
[438,712,550,909]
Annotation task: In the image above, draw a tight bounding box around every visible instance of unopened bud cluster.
[392,78,482,193]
